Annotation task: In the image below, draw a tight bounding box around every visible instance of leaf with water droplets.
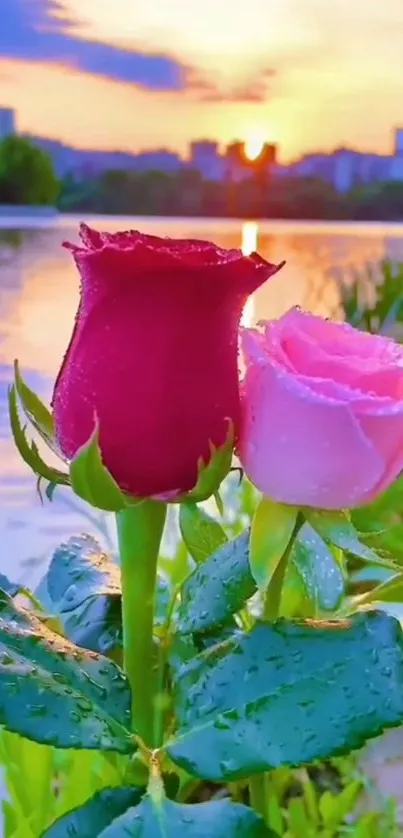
[42,534,169,657]
[42,787,143,837]
[43,534,122,657]
[250,498,297,590]
[0,590,133,751]
[305,509,398,570]
[291,523,345,613]
[168,612,403,781]
[179,503,227,564]
[177,530,255,635]
[65,793,272,837]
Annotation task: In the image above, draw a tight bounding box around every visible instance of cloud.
[0,0,188,90]
[185,67,275,103]
[0,0,276,103]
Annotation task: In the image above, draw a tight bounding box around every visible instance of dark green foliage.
[177,531,254,635]
[0,590,132,751]
[41,534,170,657]
[168,613,403,781]
[0,135,59,205]
[44,534,122,657]
[43,790,273,837]
[340,260,403,336]
[41,787,143,837]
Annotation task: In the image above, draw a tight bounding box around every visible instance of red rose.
[53,224,283,498]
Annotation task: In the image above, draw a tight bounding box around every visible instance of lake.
[2,213,403,589]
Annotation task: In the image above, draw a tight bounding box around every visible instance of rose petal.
[239,358,384,509]
[260,310,403,399]
[66,240,283,296]
[356,408,403,502]
[273,308,403,363]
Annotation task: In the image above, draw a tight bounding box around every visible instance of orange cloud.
[2,0,403,160]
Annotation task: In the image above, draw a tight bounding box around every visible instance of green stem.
[250,510,304,822]
[263,511,304,621]
[153,585,180,747]
[116,501,167,747]
[249,774,267,820]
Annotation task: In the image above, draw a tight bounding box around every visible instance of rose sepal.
[69,423,130,512]
[13,359,62,457]
[8,370,70,499]
[156,419,235,505]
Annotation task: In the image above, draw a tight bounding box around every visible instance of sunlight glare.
[244,137,265,161]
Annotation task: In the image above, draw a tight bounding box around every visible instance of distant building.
[394,128,403,156]
[225,141,249,181]
[387,155,403,181]
[189,141,225,180]
[133,150,182,172]
[332,151,357,192]
[22,136,184,178]
[0,107,16,139]
[287,145,395,192]
[258,143,277,168]
[224,140,278,182]
[7,106,403,190]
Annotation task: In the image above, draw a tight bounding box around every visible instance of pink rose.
[53,224,283,498]
[239,308,403,509]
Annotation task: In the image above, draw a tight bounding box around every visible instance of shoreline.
[0,205,58,217]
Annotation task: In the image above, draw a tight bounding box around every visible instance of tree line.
[4,135,403,221]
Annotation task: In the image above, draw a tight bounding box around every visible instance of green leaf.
[44,534,122,656]
[0,732,55,836]
[287,799,310,834]
[0,590,132,751]
[13,360,56,451]
[214,490,224,516]
[350,518,403,565]
[183,419,234,503]
[42,787,143,837]
[44,535,169,657]
[177,530,255,635]
[159,541,193,588]
[179,503,227,564]
[250,498,297,589]
[352,573,403,608]
[8,385,69,486]
[305,509,395,567]
[69,425,128,511]
[167,612,403,781]
[193,621,239,652]
[353,474,403,524]
[319,781,361,830]
[279,560,314,619]
[291,524,345,613]
[79,794,272,837]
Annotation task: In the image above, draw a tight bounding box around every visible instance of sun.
[244,137,265,161]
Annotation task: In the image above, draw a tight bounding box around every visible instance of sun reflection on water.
[241,221,258,327]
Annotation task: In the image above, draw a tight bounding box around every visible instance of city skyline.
[1,0,403,161]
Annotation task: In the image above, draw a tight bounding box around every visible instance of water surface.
[1,214,403,586]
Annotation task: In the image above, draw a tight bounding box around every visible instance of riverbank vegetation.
[59,168,403,220]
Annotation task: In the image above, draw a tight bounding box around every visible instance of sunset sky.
[1,0,403,161]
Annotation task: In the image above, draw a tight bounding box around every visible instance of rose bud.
[53,224,283,499]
